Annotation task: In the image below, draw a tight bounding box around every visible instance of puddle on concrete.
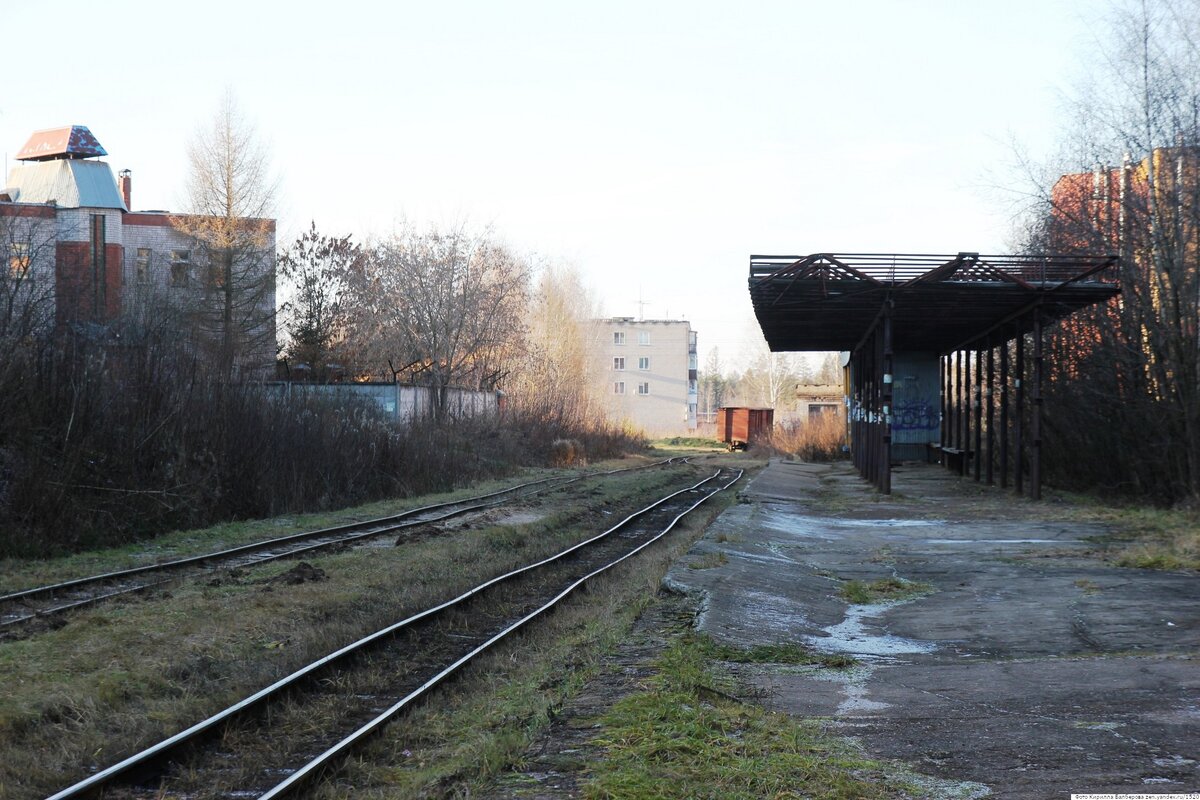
[759,507,946,539]
[730,548,795,567]
[737,589,810,634]
[924,538,1074,545]
[811,602,936,658]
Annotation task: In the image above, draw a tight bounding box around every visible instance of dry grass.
[0,465,697,800]
[1103,506,1200,571]
[313,469,742,797]
[757,414,846,462]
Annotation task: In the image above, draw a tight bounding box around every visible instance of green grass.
[689,633,855,669]
[1101,506,1200,571]
[584,634,908,800]
[654,436,725,450]
[840,577,932,604]
[1035,493,1200,572]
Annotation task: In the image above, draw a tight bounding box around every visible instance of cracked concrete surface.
[666,460,1200,798]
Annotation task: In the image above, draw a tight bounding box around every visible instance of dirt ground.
[498,459,1199,799]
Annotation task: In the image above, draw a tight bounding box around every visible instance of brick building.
[1050,144,1198,262]
[1,125,276,376]
[589,317,698,435]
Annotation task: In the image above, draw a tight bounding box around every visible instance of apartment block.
[590,317,697,435]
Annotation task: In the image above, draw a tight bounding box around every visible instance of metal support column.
[1015,328,1025,495]
[955,351,963,462]
[999,342,1009,489]
[881,300,893,495]
[940,354,948,453]
[986,343,995,485]
[962,351,971,476]
[973,348,983,482]
[878,323,888,489]
[1032,310,1044,501]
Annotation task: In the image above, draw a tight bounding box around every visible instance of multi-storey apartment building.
[1,125,276,376]
[590,317,698,435]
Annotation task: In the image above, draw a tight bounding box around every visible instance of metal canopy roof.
[749,252,1120,353]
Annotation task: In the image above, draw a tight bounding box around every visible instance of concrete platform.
[665,460,1200,798]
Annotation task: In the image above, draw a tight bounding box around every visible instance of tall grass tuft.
[755,414,846,462]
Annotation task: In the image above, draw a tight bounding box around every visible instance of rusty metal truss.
[749,252,1120,498]
[749,252,1119,353]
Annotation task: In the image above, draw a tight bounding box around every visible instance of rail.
[46,465,741,800]
[2,458,687,632]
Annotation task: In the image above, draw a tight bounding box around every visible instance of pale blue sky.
[2,0,1101,360]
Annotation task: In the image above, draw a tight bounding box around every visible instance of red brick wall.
[55,242,123,325]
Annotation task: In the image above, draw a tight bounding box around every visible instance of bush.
[0,336,645,558]
[755,414,846,462]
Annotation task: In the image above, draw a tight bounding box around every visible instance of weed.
[687,551,728,570]
[689,632,855,669]
[840,577,932,604]
[585,634,905,799]
[655,436,725,450]
[1073,502,1199,572]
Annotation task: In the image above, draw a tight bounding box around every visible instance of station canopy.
[749,252,1120,353]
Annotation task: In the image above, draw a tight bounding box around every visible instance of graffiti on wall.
[892,376,939,432]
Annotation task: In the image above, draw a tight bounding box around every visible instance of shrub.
[755,414,846,462]
[0,335,645,558]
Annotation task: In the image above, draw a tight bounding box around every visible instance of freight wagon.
[716,407,774,450]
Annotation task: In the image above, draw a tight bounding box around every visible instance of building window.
[170,250,190,288]
[9,242,30,279]
[613,357,625,370]
[638,331,650,345]
[207,262,227,289]
[613,331,625,345]
[808,404,839,420]
[135,248,151,284]
[638,357,650,370]
[614,381,625,394]
[638,382,650,395]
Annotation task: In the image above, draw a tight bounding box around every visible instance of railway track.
[0,458,686,636]
[46,465,741,800]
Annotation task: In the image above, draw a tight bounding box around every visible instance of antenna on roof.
[637,286,652,321]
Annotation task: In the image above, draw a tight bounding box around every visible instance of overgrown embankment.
[0,339,643,558]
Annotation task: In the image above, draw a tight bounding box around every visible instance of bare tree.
[697,347,730,420]
[736,348,805,411]
[0,210,57,345]
[1025,0,1200,499]
[172,90,278,379]
[341,223,530,416]
[508,263,602,427]
[278,222,360,378]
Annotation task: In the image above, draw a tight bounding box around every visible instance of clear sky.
[1,0,1100,363]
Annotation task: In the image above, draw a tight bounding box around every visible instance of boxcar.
[716,407,774,450]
